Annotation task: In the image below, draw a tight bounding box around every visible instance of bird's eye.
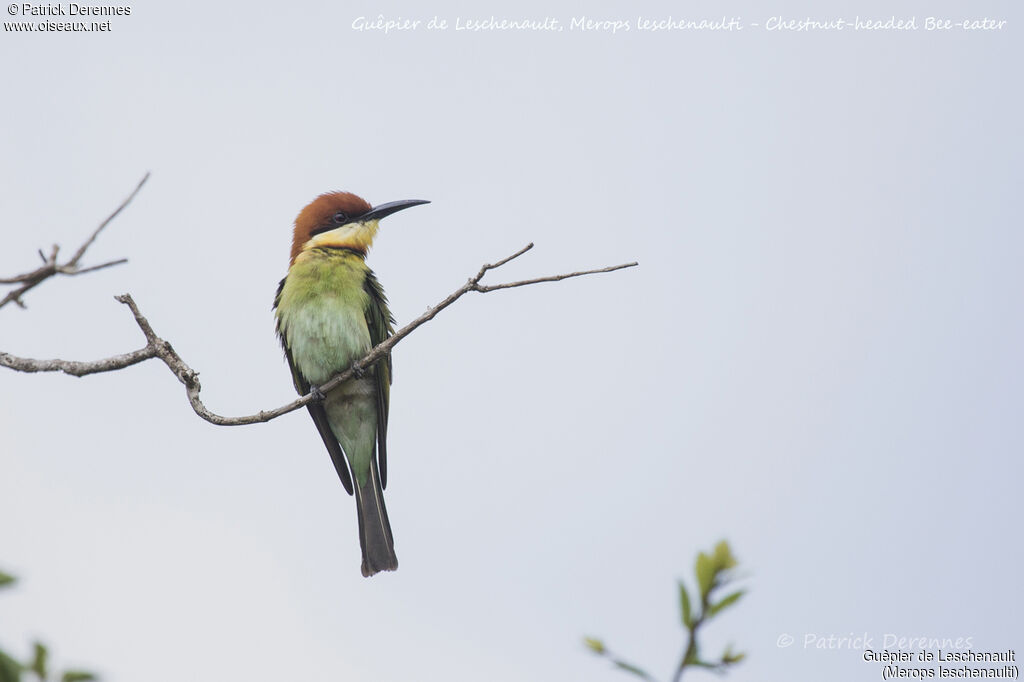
[332,212,348,224]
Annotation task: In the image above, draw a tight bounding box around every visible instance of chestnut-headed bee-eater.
[273,192,429,577]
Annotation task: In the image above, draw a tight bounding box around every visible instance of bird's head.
[290,191,429,264]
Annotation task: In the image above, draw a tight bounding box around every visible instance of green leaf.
[721,644,746,665]
[0,650,23,682]
[583,637,606,655]
[695,552,714,597]
[679,580,693,627]
[712,541,737,571]
[612,660,653,680]
[708,589,745,617]
[29,643,47,680]
[0,572,16,589]
[61,672,97,682]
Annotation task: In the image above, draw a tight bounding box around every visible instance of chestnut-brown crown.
[290,191,373,263]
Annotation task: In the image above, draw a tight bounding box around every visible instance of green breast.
[276,250,371,385]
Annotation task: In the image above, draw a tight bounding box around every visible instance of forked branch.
[0,173,148,309]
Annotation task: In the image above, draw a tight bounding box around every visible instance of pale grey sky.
[1,0,1020,680]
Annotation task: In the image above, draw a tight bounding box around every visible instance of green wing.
[274,277,355,495]
[363,269,395,488]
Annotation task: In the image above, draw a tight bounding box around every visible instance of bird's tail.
[353,456,397,577]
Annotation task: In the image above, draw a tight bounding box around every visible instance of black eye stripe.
[309,211,363,236]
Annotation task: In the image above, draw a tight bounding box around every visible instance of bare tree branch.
[0,173,148,309]
[1,174,637,426]
[1,245,638,426]
[0,345,156,376]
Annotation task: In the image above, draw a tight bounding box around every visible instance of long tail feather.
[353,456,397,577]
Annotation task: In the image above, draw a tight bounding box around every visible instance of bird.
[273,191,429,577]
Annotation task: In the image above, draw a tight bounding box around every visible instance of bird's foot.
[351,363,365,379]
[308,384,327,402]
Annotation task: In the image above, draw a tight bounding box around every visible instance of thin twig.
[0,246,638,426]
[67,173,149,266]
[0,173,148,309]
[674,591,709,682]
[474,262,638,293]
[58,258,129,276]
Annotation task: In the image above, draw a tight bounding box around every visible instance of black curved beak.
[363,199,430,221]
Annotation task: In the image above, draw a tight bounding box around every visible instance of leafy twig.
[586,541,746,682]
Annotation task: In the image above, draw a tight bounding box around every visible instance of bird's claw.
[351,363,365,379]
[309,384,327,402]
